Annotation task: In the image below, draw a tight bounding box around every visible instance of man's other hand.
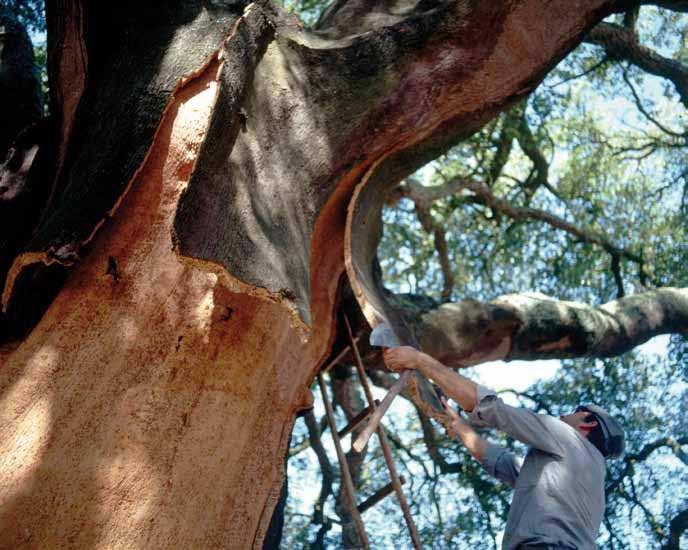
[383,346,421,373]
[442,396,461,422]
[442,397,471,435]
[441,397,486,461]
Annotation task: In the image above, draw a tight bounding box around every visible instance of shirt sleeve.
[481,443,523,488]
[467,384,572,457]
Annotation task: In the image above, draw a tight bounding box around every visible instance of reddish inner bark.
[0,59,333,549]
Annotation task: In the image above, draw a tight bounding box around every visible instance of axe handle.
[352,369,411,452]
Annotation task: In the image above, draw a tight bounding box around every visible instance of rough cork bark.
[1,0,678,548]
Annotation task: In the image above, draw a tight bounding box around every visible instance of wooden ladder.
[316,315,422,550]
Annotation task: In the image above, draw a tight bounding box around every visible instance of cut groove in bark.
[173,4,318,332]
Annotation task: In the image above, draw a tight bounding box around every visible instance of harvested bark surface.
[0,59,331,549]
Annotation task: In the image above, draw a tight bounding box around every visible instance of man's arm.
[443,399,523,488]
[443,397,487,461]
[384,347,479,411]
[385,347,572,457]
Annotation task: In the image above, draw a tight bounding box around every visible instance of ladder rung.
[337,400,380,439]
[357,476,407,514]
[343,314,422,550]
[320,336,361,373]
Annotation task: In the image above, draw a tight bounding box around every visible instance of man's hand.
[442,397,471,436]
[383,346,422,373]
[385,346,479,412]
[442,396,461,422]
[441,397,487,461]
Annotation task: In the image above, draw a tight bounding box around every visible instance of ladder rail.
[317,372,370,550]
[343,315,423,550]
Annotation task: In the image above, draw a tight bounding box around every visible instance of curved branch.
[620,67,687,138]
[466,179,644,266]
[585,22,688,107]
[412,196,455,300]
[344,0,630,341]
[402,175,650,281]
[414,287,688,365]
[606,436,688,494]
[513,108,550,197]
[488,111,518,185]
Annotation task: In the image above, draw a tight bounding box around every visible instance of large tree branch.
[5,0,632,335]
[412,288,688,366]
[342,0,633,344]
[586,22,688,107]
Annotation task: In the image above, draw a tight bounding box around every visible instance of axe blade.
[369,322,401,348]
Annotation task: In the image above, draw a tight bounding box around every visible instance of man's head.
[560,404,625,459]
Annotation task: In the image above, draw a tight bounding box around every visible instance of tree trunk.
[0,59,328,549]
[0,0,642,547]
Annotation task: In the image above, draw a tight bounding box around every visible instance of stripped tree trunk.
[0,0,669,547]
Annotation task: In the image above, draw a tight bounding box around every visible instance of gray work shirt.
[467,385,606,550]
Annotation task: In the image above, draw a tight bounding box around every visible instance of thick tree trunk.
[0,61,331,548]
[0,0,646,547]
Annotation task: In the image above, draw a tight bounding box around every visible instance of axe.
[352,322,442,452]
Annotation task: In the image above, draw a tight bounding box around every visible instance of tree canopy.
[1,1,687,549]
[0,0,45,33]
[284,4,688,549]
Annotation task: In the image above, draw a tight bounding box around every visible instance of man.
[384,346,625,550]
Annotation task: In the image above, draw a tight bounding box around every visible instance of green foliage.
[278,0,329,27]
[286,5,688,549]
[1,0,45,33]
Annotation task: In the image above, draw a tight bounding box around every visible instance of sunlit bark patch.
[0,59,329,549]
